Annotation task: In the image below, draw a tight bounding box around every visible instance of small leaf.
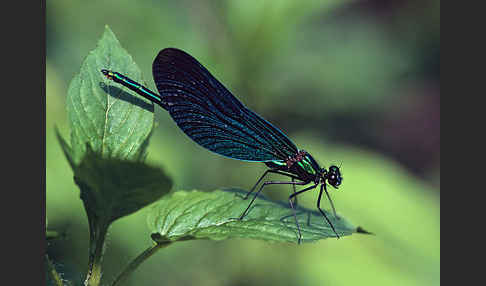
[148,189,366,244]
[74,146,172,224]
[73,142,173,286]
[66,25,154,164]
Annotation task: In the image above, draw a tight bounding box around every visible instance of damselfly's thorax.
[288,150,321,182]
[265,150,318,182]
[265,150,343,187]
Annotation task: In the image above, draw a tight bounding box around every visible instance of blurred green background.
[46,0,440,285]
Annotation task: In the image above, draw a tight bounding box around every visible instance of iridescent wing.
[152,48,298,161]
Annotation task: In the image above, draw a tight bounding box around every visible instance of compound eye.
[327,172,342,188]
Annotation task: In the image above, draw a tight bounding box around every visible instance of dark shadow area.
[99,82,154,113]
[223,188,312,221]
[222,187,370,236]
[222,187,319,214]
[280,211,312,227]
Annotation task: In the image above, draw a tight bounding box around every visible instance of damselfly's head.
[101,69,115,80]
[323,165,342,189]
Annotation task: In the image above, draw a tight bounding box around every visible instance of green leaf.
[74,146,172,285]
[55,26,172,285]
[75,146,172,224]
[66,25,154,164]
[148,189,366,244]
[56,25,172,230]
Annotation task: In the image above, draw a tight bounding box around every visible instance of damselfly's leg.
[239,180,307,220]
[244,170,301,200]
[317,184,340,238]
[323,183,339,220]
[291,177,298,206]
[289,184,318,243]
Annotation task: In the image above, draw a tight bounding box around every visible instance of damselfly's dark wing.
[152,48,298,161]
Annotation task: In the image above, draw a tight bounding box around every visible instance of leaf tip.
[356,226,373,235]
[55,125,76,168]
[103,25,115,36]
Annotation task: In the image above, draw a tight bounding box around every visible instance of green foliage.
[74,145,172,225]
[65,26,154,165]
[148,189,363,244]
[54,26,173,286]
[49,25,371,286]
[46,6,440,283]
[51,25,369,286]
[57,26,172,226]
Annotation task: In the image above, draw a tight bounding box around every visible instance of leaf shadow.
[222,188,313,221]
[222,188,322,215]
[99,82,154,113]
[280,211,313,227]
[221,188,343,235]
[222,188,315,240]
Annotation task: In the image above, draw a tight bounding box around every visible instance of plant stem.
[111,242,171,286]
[84,221,109,286]
[46,254,64,286]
